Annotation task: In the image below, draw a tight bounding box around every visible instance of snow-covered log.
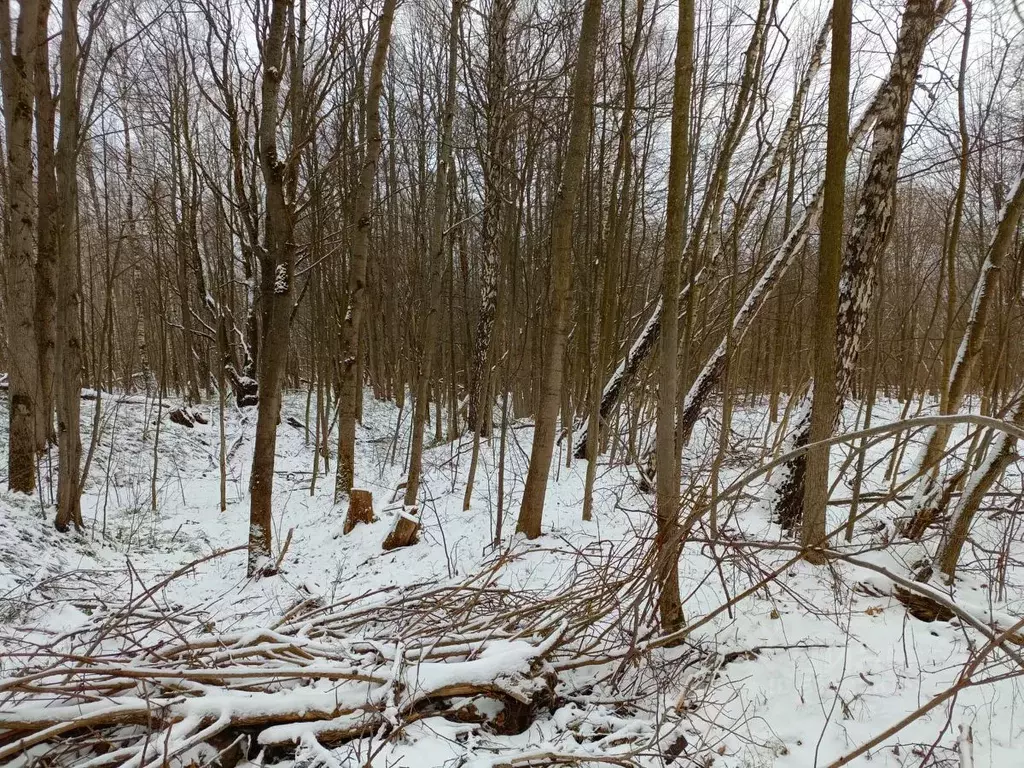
[0,602,566,766]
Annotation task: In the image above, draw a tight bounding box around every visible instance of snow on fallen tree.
[0,543,701,768]
[0,602,564,766]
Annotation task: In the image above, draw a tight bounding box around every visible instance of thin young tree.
[336,0,399,498]
[34,0,57,452]
[404,0,462,506]
[654,0,695,635]
[800,0,852,560]
[515,0,605,538]
[53,0,83,532]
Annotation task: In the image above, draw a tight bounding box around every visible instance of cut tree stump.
[343,489,376,534]
[382,506,420,551]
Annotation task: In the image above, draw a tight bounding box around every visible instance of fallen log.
[0,627,564,764]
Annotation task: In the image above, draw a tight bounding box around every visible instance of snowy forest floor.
[2,390,1024,767]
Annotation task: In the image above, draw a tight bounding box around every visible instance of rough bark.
[343,488,376,534]
[467,0,512,438]
[248,0,298,575]
[1,0,42,494]
[774,0,954,532]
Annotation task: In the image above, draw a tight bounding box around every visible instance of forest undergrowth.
[2,390,1024,768]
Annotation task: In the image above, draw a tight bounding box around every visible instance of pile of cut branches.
[0,547,692,768]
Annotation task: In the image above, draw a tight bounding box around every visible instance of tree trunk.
[404,0,462,507]
[515,0,605,538]
[54,0,83,532]
[33,0,56,450]
[336,0,398,498]
[248,0,299,575]
[467,0,511,438]
[653,0,694,635]
[773,0,954,531]
[800,0,852,560]
[1,0,42,494]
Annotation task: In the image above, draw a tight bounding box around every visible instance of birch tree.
[773,0,955,532]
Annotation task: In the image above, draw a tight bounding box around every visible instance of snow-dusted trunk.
[904,164,1024,539]
[679,200,822,448]
[774,0,953,532]
[1,0,42,494]
[336,0,398,498]
[935,399,1024,578]
[249,0,298,575]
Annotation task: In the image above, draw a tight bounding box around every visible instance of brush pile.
[0,547,696,768]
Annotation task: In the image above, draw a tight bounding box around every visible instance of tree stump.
[343,489,376,534]
[382,506,420,551]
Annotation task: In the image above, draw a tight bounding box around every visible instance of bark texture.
[1,0,42,494]
[774,0,954,532]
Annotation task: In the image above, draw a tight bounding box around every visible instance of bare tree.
[800,0,852,560]
[248,0,304,574]
[773,0,955,531]
[654,0,694,635]
[336,0,399,498]
[53,0,83,532]
[515,0,605,538]
[1,0,42,494]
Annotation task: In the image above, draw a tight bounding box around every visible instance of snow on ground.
[2,389,1024,767]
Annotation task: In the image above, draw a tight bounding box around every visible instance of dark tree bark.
[1,0,42,494]
[54,0,83,532]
